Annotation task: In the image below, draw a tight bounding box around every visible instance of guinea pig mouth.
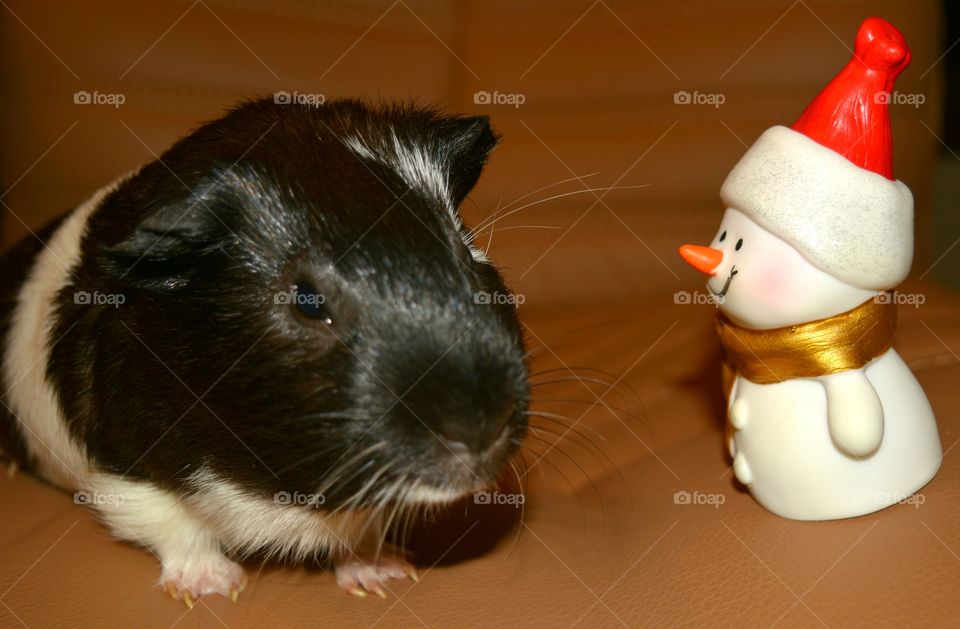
[402,426,519,505]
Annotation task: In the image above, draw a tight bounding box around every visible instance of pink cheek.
[755,266,791,306]
[734,266,788,307]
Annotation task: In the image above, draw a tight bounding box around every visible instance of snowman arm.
[822,369,884,457]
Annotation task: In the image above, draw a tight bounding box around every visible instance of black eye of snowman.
[719,231,727,242]
[735,238,743,251]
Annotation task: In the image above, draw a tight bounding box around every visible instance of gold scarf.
[717,296,897,396]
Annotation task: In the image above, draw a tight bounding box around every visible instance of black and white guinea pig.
[0,98,529,603]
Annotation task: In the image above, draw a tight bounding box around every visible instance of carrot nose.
[679,244,723,275]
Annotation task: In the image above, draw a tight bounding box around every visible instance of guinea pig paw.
[159,554,248,607]
[335,552,419,599]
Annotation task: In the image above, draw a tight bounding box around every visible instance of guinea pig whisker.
[393,480,418,554]
[376,474,409,559]
[527,399,647,432]
[276,434,380,475]
[333,459,393,515]
[354,498,389,554]
[529,375,624,391]
[517,440,588,532]
[529,364,642,397]
[468,182,644,239]
[292,411,368,421]
[526,415,616,470]
[501,458,526,563]
[485,171,602,220]
[485,224,563,234]
[525,428,605,521]
[321,459,378,509]
[312,442,385,492]
[468,185,650,251]
[526,415,633,506]
[481,225,563,257]
[526,408,627,450]
[529,377,635,413]
[466,172,599,239]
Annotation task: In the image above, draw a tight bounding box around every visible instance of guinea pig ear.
[442,115,499,209]
[96,181,228,284]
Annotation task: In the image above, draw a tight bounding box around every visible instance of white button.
[733,453,753,485]
[730,398,748,430]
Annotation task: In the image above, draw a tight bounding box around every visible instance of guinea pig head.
[82,99,530,508]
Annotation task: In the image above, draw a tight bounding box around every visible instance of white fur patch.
[343,132,489,263]
[87,472,221,557]
[2,181,122,489]
[402,482,471,505]
[183,469,371,561]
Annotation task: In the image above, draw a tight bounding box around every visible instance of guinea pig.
[0,98,530,604]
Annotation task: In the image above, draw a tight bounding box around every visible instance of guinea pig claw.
[408,568,419,583]
[159,553,246,605]
[335,550,418,599]
[346,586,368,598]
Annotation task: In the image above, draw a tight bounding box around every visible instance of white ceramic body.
[727,348,942,520]
[703,208,942,520]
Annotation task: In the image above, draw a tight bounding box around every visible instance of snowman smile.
[711,266,738,298]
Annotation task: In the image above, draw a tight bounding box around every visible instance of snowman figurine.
[680,17,942,520]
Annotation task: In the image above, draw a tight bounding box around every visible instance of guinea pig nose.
[437,405,513,454]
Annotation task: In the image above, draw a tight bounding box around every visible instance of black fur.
[24,98,527,507]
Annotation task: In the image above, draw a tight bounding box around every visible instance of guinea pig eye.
[293,282,332,324]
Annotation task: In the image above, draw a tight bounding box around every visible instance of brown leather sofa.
[3,282,960,627]
[1,1,957,627]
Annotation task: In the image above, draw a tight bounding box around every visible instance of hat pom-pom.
[856,16,911,87]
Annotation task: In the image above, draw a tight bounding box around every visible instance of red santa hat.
[719,17,914,290]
